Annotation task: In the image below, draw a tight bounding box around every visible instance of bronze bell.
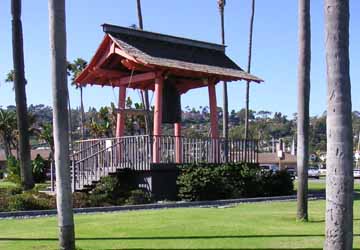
[162,78,181,124]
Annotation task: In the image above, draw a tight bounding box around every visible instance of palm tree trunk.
[244,0,255,143]
[219,4,229,162]
[3,138,12,159]
[48,0,75,249]
[68,95,74,149]
[80,86,85,139]
[136,0,144,30]
[296,0,311,222]
[324,0,353,249]
[11,0,34,190]
[136,0,152,135]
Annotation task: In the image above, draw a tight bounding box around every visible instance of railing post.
[72,157,76,192]
[174,123,182,164]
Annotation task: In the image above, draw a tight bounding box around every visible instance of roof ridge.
[102,23,226,52]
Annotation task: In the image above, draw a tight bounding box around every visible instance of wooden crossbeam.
[114,72,157,87]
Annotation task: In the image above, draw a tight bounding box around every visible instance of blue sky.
[0,0,359,117]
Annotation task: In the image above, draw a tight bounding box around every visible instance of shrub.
[6,192,54,211]
[5,156,21,183]
[262,170,294,196]
[177,163,294,201]
[177,164,224,201]
[0,186,23,212]
[125,189,152,205]
[72,192,91,208]
[89,169,138,206]
[32,155,49,183]
[0,186,23,195]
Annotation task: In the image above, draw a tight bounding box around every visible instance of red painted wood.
[116,86,127,137]
[208,79,219,139]
[121,59,153,71]
[116,72,157,87]
[152,76,164,163]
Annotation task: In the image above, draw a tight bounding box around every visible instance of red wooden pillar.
[208,79,219,162]
[116,86,127,138]
[174,122,182,163]
[152,76,164,163]
[208,79,219,138]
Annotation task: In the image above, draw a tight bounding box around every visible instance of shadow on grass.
[1,234,360,241]
[100,249,360,250]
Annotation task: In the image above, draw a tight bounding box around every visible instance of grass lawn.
[1,200,360,250]
[0,180,18,189]
[294,177,360,193]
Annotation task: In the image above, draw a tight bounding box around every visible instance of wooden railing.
[72,135,151,190]
[71,135,258,191]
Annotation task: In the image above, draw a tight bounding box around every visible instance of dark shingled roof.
[102,24,262,82]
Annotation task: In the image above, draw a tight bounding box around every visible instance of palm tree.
[10,0,34,190]
[67,58,88,139]
[36,123,54,160]
[5,70,15,89]
[244,0,256,144]
[217,0,228,162]
[296,0,311,222]
[0,109,17,159]
[48,0,75,249]
[36,123,55,190]
[324,0,353,249]
[135,0,151,136]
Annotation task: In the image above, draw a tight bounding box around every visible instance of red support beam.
[116,86,127,137]
[208,79,219,139]
[116,72,157,87]
[208,79,219,163]
[174,123,182,163]
[92,68,127,78]
[152,76,164,163]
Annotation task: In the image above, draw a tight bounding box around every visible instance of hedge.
[177,163,294,201]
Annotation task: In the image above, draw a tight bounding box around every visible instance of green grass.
[1,200,360,250]
[294,177,360,193]
[0,180,18,189]
[0,180,50,191]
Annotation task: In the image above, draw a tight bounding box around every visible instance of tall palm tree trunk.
[3,140,12,160]
[244,0,255,144]
[136,0,151,135]
[218,0,229,162]
[48,0,75,249]
[11,0,34,190]
[324,0,353,249]
[296,0,311,221]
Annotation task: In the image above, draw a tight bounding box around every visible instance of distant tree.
[67,58,88,139]
[135,0,151,135]
[0,109,17,159]
[256,110,272,120]
[324,0,353,249]
[244,0,256,141]
[10,0,34,189]
[35,123,54,161]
